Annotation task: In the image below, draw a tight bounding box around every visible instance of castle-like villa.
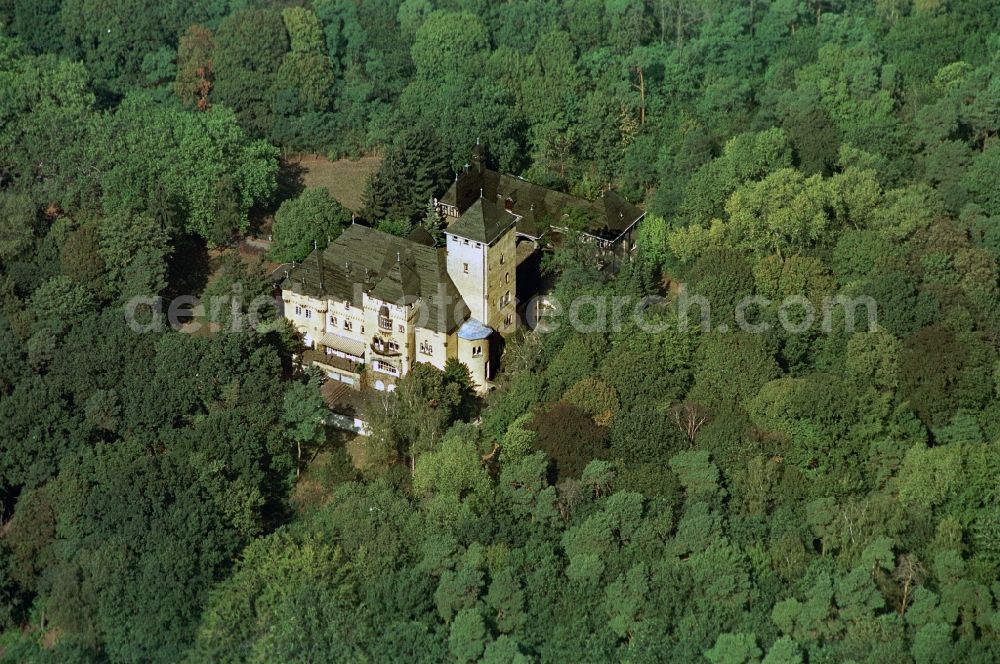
[280,145,644,392]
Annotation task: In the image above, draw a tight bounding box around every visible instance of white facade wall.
[445,233,487,322]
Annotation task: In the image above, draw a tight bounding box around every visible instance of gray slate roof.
[281,224,467,333]
[446,196,518,245]
[440,166,644,241]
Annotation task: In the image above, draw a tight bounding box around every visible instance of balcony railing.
[370,340,402,357]
[303,349,362,374]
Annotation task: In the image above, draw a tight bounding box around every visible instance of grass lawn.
[287,153,381,212]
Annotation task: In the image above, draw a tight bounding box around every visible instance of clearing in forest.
[291,153,381,212]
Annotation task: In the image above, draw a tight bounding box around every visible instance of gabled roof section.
[588,190,645,240]
[446,196,518,245]
[371,250,421,303]
[407,226,436,247]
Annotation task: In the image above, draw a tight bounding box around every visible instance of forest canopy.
[1,0,1000,662]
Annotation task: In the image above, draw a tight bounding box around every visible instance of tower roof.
[458,318,492,341]
[446,196,517,245]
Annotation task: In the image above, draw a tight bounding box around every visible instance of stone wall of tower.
[445,233,487,322]
[457,335,490,392]
[484,226,517,334]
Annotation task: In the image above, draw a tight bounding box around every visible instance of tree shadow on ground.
[274,159,307,210]
[165,234,211,300]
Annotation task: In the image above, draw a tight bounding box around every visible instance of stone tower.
[445,193,517,335]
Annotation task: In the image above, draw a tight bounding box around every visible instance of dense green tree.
[0,46,96,208]
[38,443,240,662]
[59,0,176,98]
[0,189,36,262]
[97,97,279,243]
[527,402,609,481]
[413,424,491,500]
[608,405,686,467]
[191,528,362,663]
[3,0,62,54]
[364,362,476,471]
[278,7,334,110]
[963,144,1000,219]
[199,252,275,334]
[900,324,996,426]
[680,128,794,228]
[282,379,328,477]
[98,212,171,300]
[4,2,1000,660]
[690,332,782,408]
[362,126,450,224]
[270,188,352,263]
[213,7,289,137]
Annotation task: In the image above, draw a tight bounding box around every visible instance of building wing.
[438,164,644,241]
[281,223,469,334]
